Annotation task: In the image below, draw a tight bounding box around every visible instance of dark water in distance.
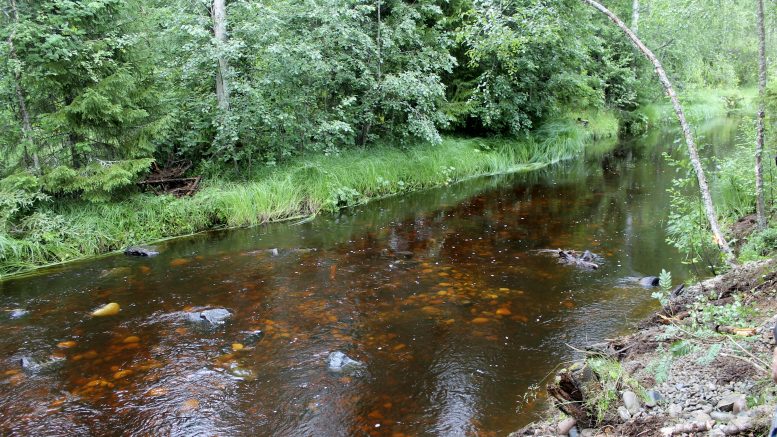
[0,119,740,436]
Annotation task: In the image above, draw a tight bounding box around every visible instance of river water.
[0,119,740,436]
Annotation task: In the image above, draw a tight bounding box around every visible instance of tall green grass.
[0,112,618,278]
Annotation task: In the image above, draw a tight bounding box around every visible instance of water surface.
[0,119,740,436]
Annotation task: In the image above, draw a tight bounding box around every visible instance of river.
[0,118,740,436]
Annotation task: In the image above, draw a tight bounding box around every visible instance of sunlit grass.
[638,87,756,128]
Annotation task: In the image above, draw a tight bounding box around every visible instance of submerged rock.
[19,355,62,374]
[242,330,264,346]
[639,276,660,287]
[327,351,364,372]
[20,356,41,373]
[92,302,121,317]
[226,363,253,380]
[124,246,159,257]
[9,309,28,319]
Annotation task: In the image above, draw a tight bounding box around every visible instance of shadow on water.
[0,118,742,436]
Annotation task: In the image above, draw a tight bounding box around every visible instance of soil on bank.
[515,259,777,437]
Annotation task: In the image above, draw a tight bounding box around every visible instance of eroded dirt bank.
[515,259,777,436]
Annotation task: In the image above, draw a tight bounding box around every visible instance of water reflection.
[0,118,741,435]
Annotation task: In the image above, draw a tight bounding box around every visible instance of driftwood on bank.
[660,420,714,436]
[547,371,593,428]
[138,160,201,197]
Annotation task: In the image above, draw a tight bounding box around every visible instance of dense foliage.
[3,0,772,180]
[3,0,638,180]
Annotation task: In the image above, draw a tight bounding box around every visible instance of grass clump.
[740,227,777,261]
[585,357,645,424]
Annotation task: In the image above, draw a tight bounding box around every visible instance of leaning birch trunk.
[212,0,230,111]
[631,0,639,35]
[755,0,768,230]
[581,0,736,265]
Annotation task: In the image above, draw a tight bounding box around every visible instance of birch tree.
[212,0,230,111]
[581,0,737,265]
[755,0,767,229]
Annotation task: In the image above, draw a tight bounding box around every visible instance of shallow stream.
[0,119,740,436]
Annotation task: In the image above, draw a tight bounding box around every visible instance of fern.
[697,343,722,365]
[670,339,696,357]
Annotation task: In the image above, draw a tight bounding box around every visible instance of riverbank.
[0,111,619,278]
[515,259,777,436]
[0,86,746,279]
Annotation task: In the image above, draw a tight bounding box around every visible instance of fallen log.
[137,159,201,197]
[660,420,714,436]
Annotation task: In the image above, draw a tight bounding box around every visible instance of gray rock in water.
[9,309,28,319]
[187,308,232,325]
[327,351,364,372]
[622,390,641,415]
[200,308,232,324]
[124,246,159,257]
[639,276,660,287]
[19,355,61,373]
[20,356,41,373]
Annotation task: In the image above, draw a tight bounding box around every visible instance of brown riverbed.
[0,119,741,436]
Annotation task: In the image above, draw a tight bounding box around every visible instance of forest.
[1,0,776,275]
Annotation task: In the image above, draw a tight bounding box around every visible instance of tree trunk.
[581,0,737,266]
[7,0,39,172]
[631,0,639,35]
[212,0,230,111]
[755,0,768,230]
